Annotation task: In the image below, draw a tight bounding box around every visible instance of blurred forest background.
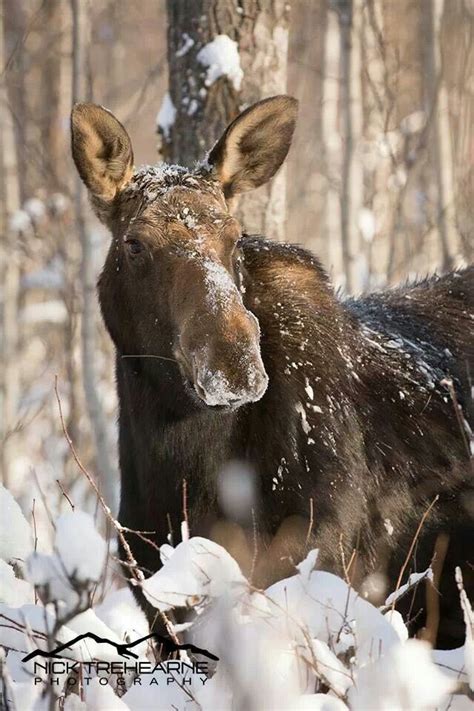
[0,0,473,546]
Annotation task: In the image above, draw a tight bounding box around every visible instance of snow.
[0,484,33,564]
[384,568,432,607]
[383,518,394,536]
[8,209,32,234]
[48,192,69,215]
[94,586,149,644]
[0,486,472,710]
[197,34,243,91]
[22,256,65,291]
[0,559,35,606]
[20,299,68,325]
[142,536,246,611]
[400,110,426,135]
[55,510,107,581]
[124,162,201,205]
[202,255,238,313]
[295,401,312,434]
[218,461,257,521]
[26,510,107,611]
[156,91,176,140]
[456,566,474,691]
[175,32,194,58]
[23,197,46,221]
[348,639,454,710]
[357,208,376,242]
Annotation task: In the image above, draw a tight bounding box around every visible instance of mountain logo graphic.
[22,632,219,662]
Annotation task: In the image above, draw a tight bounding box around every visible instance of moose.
[71,96,473,647]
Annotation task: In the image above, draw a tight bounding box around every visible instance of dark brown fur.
[71,97,473,648]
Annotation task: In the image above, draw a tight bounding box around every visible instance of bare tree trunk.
[337,0,355,293]
[71,0,116,511]
[3,0,28,203]
[381,0,425,283]
[440,0,474,263]
[332,0,364,294]
[0,0,21,486]
[322,6,342,283]
[162,0,290,240]
[287,0,328,255]
[424,0,455,272]
[40,0,64,191]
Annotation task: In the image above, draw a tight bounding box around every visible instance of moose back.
[71,96,473,647]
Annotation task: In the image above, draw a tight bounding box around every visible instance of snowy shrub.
[0,486,472,710]
[0,484,33,566]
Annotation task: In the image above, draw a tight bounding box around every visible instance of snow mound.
[0,486,470,711]
[0,484,33,564]
[26,510,107,611]
[142,536,246,611]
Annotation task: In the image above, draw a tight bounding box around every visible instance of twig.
[56,479,74,511]
[305,498,314,546]
[180,479,190,542]
[441,378,473,462]
[391,495,439,612]
[121,354,178,364]
[31,467,55,531]
[167,513,174,547]
[249,508,258,586]
[338,534,350,585]
[54,375,182,653]
[53,375,143,583]
[121,526,161,553]
[31,500,38,605]
[31,499,38,553]
[346,548,357,584]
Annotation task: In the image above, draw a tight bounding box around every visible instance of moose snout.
[176,311,269,409]
[192,348,269,409]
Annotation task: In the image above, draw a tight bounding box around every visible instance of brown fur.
[71,97,473,647]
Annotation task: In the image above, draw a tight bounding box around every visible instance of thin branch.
[391,495,439,612]
[56,479,75,511]
[53,375,143,583]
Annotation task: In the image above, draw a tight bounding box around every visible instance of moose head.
[71,96,298,413]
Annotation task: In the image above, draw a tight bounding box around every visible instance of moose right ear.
[71,103,134,219]
[207,95,298,199]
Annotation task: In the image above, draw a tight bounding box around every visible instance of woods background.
[1,0,473,543]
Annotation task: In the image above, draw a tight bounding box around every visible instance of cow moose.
[71,96,473,648]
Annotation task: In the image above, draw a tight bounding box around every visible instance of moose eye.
[125,238,143,255]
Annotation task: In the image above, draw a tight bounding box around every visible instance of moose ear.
[71,103,133,215]
[207,95,298,198]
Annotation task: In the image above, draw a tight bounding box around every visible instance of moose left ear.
[207,95,298,198]
[71,103,134,219]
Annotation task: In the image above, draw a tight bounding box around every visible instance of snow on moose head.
[71,96,298,412]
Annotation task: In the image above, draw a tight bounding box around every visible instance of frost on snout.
[176,255,269,409]
[193,343,268,408]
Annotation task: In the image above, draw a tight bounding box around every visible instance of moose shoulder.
[71,97,473,647]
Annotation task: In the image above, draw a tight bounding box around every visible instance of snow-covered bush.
[0,485,472,710]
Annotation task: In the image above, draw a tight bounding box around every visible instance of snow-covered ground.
[0,483,472,711]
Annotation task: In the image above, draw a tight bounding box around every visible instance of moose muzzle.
[176,306,268,410]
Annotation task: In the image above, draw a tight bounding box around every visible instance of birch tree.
[0,0,21,486]
[287,0,328,257]
[439,0,473,263]
[71,0,116,511]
